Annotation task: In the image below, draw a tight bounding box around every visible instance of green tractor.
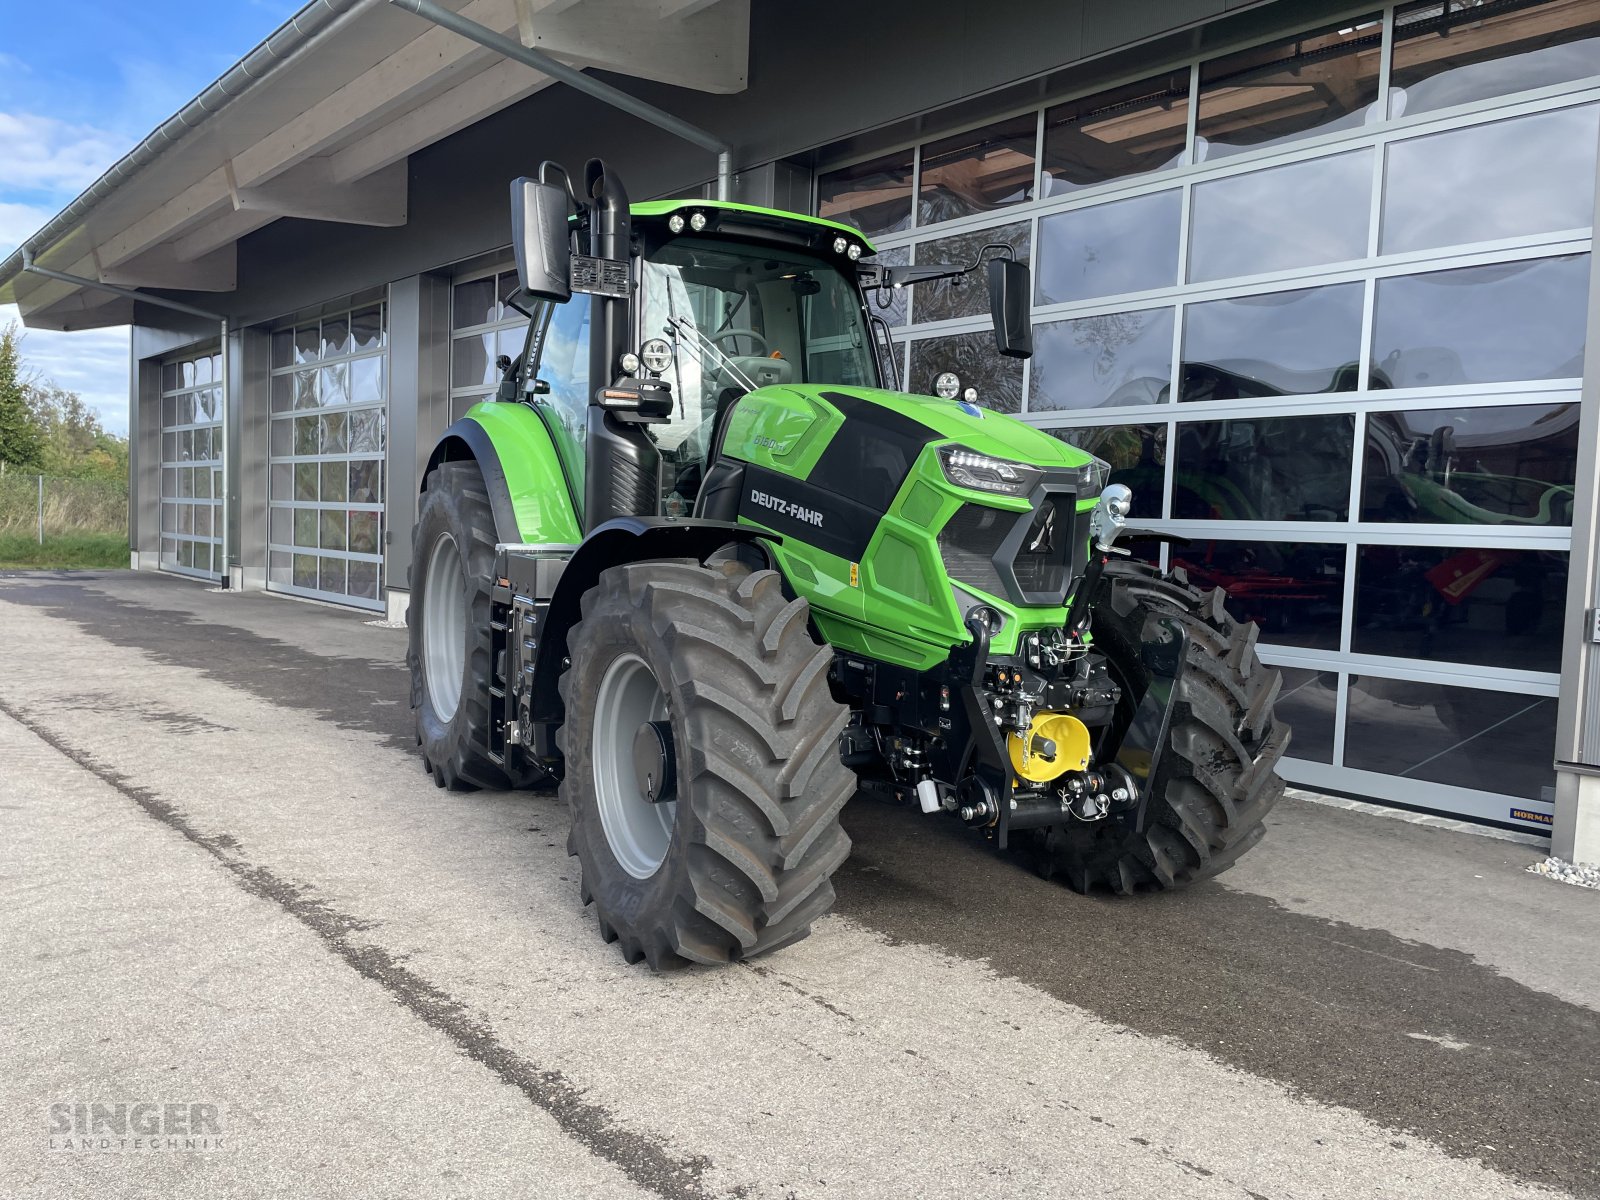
[408,159,1287,969]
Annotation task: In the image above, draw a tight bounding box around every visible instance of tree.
[27,381,126,478]
[0,322,45,473]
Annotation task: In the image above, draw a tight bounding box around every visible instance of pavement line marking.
[0,697,716,1200]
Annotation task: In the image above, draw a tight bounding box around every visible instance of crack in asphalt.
[0,697,717,1200]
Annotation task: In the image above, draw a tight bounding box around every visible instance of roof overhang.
[0,0,749,331]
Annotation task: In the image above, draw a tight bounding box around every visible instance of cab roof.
[630,200,877,256]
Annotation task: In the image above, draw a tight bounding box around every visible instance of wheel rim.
[422,532,467,721]
[593,652,675,879]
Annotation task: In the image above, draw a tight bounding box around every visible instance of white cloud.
[0,111,126,196]
[1,303,130,437]
[0,200,54,257]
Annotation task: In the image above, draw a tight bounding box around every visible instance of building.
[3,0,1599,857]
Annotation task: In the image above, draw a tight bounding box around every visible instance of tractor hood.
[760,384,1095,471]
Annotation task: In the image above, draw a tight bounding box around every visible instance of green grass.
[0,533,130,570]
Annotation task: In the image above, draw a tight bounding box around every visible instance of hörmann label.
[749,488,824,527]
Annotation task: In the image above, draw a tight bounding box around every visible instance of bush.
[0,473,128,537]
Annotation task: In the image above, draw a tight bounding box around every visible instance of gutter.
[0,0,373,297]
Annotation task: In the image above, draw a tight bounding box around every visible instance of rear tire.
[1037,559,1288,893]
[408,460,520,791]
[558,559,854,969]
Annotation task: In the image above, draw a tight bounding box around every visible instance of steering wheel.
[713,328,770,355]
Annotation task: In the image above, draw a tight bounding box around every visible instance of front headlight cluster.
[1079,455,1112,495]
[938,446,1043,497]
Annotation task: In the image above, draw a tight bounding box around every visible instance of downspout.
[386,0,735,200]
[20,251,234,587]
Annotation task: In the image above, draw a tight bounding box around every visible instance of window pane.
[1042,72,1191,195]
[161,361,178,392]
[1275,666,1338,764]
[1197,16,1384,160]
[818,150,914,238]
[1180,283,1365,401]
[1170,539,1346,648]
[1390,0,1600,118]
[294,462,318,502]
[913,222,1030,324]
[1353,544,1566,672]
[321,461,348,504]
[918,115,1037,225]
[349,459,381,505]
[349,355,384,407]
[349,409,383,455]
[1344,677,1555,800]
[1046,425,1165,519]
[349,558,379,600]
[1030,307,1174,411]
[909,332,1025,413]
[293,554,317,588]
[321,317,349,359]
[320,509,347,552]
[1173,414,1355,521]
[294,508,317,548]
[1382,104,1598,254]
[1036,190,1181,305]
[350,306,383,352]
[320,362,350,407]
[293,370,317,410]
[453,278,497,330]
[453,333,494,388]
[294,324,320,364]
[349,511,380,555]
[1189,151,1372,282]
[1362,403,1579,525]
[294,416,319,456]
[1371,254,1589,387]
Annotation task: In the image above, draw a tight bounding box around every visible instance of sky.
[0,1,302,435]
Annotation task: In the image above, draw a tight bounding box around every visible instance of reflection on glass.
[1382,104,1599,253]
[1196,16,1384,159]
[1042,73,1191,194]
[1370,255,1589,387]
[1344,677,1555,799]
[1353,544,1566,673]
[1275,666,1338,763]
[350,306,384,352]
[1390,0,1600,118]
[349,356,384,407]
[819,150,914,237]
[918,115,1037,225]
[864,247,909,327]
[1169,539,1345,648]
[1181,283,1364,401]
[322,318,349,360]
[350,560,379,601]
[1031,307,1174,410]
[909,333,1024,413]
[1047,425,1165,519]
[1189,151,1372,281]
[913,222,1029,323]
[1362,403,1578,525]
[1036,190,1181,305]
[454,278,497,329]
[1173,415,1355,521]
[452,333,494,388]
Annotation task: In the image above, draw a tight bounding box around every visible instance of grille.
[937,504,1010,598]
[1012,497,1070,595]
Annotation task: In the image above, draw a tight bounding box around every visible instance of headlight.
[1079,456,1112,495]
[688,211,708,232]
[640,338,674,374]
[832,236,848,255]
[619,351,641,374]
[846,242,863,261]
[933,371,960,400]
[938,446,1044,497]
[667,214,685,234]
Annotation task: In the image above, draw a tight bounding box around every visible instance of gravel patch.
[1526,856,1600,890]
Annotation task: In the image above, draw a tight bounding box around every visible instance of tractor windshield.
[639,237,877,508]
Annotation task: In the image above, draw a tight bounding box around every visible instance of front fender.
[423,402,582,546]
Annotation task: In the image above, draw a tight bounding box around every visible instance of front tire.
[1038,559,1288,892]
[408,460,519,791]
[558,560,854,969]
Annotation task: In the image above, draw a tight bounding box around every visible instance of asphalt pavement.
[2,569,1597,1199]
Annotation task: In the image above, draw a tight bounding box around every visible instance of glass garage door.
[158,349,223,580]
[450,263,528,423]
[267,300,387,609]
[816,0,1600,832]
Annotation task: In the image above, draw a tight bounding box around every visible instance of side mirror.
[510,177,571,303]
[987,258,1033,359]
